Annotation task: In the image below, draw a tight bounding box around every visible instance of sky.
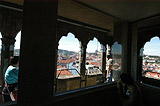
[111,42,122,55]
[58,33,101,53]
[86,37,101,53]
[143,36,160,56]
[0,32,160,56]
[59,33,160,56]
[58,33,80,52]
[15,31,21,49]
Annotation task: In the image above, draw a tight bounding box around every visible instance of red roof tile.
[57,65,63,69]
[58,59,76,64]
[57,69,72,75]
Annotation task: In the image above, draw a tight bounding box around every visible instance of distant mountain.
[58,49,77,56]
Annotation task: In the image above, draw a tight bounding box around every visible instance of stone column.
[131,23,138,81]
[18,0,58,105]
[100,44,107,82]
[0,37,16,86]
[78,42,82,75]
[79,42,87,87]
[107,44,111,57]
[54,43,59,93]
[137,47,144,81]
[81,44,87,76]
[0,9,22,87]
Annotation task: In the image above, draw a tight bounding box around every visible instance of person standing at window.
[2,56,19,102]
[106,55,113,82]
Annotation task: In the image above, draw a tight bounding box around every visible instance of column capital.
[1,13,22,38]
[79,41,87,49]
[1,37,16,45]
[82,43,87,48]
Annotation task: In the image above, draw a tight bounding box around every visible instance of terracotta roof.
[57,69,72,75]
[57,65,63,69]
[58,59,75,64]
[146,72,160,78]
[86,60,100,66]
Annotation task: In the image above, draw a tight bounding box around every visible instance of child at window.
[2,56,19,102]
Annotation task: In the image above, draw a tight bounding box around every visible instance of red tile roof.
[146,72,160,79]
[86,60,100,66]
[58,59,76,64]
[57,65,63,69]
[57,69,72,75]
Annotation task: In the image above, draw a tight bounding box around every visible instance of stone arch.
[57,30,82,44]
[110,41,122,77]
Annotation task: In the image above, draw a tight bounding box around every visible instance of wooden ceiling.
[2,0,160,21]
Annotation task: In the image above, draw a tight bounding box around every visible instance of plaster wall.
[58,0,115,35]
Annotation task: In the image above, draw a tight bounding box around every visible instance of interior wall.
[58,0,115,36]
[131,23,138,81]
[18,1,58,105]
[52,84,122,106]
[113,22,131,74]
[138,83,160,106]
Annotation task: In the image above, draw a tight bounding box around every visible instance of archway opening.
[142,36,160,80]
[56,32,80,93]
[86,37,102,75]
[106,42,122,82]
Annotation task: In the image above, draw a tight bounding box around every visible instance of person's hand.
[106,75,108,79]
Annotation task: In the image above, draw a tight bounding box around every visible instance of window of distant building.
[56,32,80,93]
[85,37,102,86]
[106,42,122,82]
[142,36,160,80]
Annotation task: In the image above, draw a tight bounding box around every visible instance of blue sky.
[111,42,122,55]
[0,32,160,56]
[58,33,80,52]
[86,37,101,53]
[58,33,101,53]
[143,36,160,56]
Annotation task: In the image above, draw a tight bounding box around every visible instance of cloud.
[86,37,101,53]
[58,33,80,52]
[143,36,160,56]
[15,31,21,49]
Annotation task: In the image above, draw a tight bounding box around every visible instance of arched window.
[142,36,160,80]
[86,37,102,75]
[106,42,122,82]
[56,32,80,93]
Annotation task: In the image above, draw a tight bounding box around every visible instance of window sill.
[53,81,117,103]
[0,101,16,106]
[140,76,160,88]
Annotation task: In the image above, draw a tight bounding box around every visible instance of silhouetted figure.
[106,55,113,82]
[2,56,19,102]
[117,73,144,106]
